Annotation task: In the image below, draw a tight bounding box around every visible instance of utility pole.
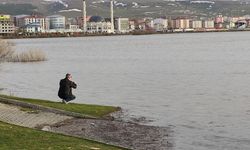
[82,0,87,32]
[110,0,114,33]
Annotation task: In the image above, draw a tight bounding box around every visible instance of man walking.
[58,73,77,104]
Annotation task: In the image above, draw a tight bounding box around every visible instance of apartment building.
[0,14,15,35]
[153,18,168,32]
[115,18,129,33]
[15,15,45,33]
[46,15,66,30]
[191,20,203,29]
[171,17,190,29]
[203,20,215,29]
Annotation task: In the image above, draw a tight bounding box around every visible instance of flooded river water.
[1,32,250,149]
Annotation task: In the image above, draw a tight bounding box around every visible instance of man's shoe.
[62,99,67,104]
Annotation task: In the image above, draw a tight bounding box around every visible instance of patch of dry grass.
[11,49,47,62]
[0,39,47,62]
[0,39,15,61]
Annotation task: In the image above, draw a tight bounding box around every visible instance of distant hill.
[1,0,250,18]
[0,4,37,15]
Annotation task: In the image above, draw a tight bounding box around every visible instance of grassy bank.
[0,121,125,150]
[0,95,120,118]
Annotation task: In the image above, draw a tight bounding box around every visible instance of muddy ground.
[50,118,173,150]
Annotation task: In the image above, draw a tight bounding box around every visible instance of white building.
[87,16,113,33]
[15,15,45,33]
[69,25,81,32]
[115,18,129,33]
[153,18,168,32]
[129,20,135,31]
[46,15,66,30]
[191,20,202,29]
[24,23,43,33]
[203,20,214,29]
[87,22,112,33]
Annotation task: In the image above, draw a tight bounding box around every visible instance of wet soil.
[50,118,173,150]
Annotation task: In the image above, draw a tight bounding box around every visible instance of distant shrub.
[11,49,47,62]
[0,39,15,62]
[0,39,47,62]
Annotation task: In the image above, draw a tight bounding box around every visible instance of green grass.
[0,95,120,118]
[0,121,126,150]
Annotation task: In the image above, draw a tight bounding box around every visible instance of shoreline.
[0,96,173,149]
[49,117,172,150]
[1,28,250,40]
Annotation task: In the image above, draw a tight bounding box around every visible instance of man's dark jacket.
[58,78,77,100]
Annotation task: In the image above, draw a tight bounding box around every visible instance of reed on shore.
[11,49,47,62]
[0,39,47,62]
[0,39,14,61]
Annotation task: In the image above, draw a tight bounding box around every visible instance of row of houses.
[131,15,250,32]
[1,14,250,35]
[14,14,69,33]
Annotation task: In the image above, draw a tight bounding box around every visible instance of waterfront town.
[1,1,250,37]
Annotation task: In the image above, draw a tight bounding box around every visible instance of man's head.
[66,73,72,80]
